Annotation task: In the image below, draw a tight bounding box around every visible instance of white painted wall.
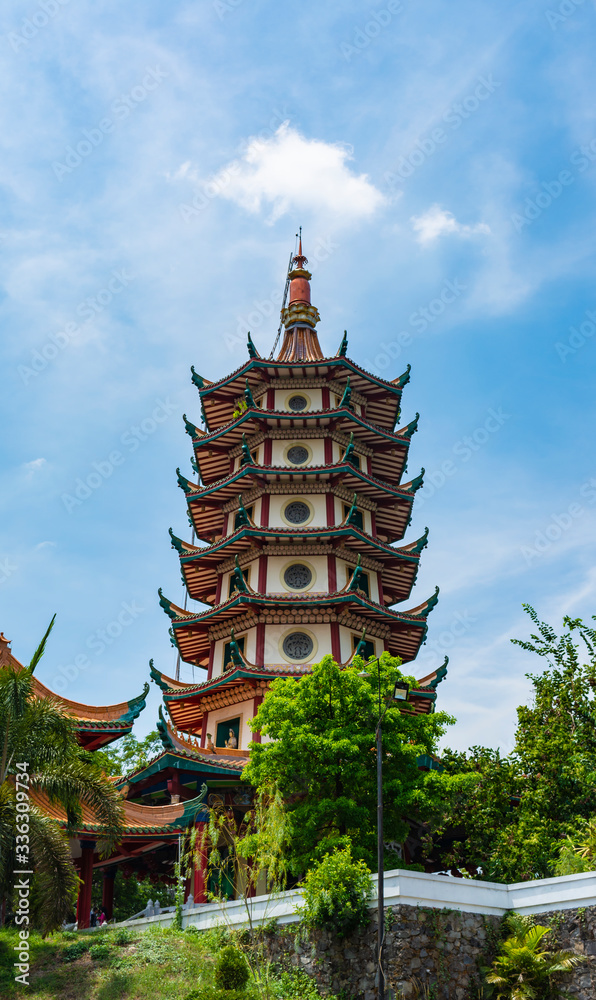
[113,869,596,932]
[339,626,378,663]
[336,556,378,601]
[268,492,327,529]
[212,628,256,678]
[206,695,256,751]
[265,554,328,594]
[273,388,323,411]
[271,439,325,468]
[262,622,330,666]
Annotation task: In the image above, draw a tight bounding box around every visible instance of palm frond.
[28,806,79,933]
[28,615,56,673]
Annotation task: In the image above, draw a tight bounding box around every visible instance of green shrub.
[62,940,89,962]
[271,969,330,998]
[113,928,135,946]
[89,943,111,960]
[60,930,78,941]
[214,945,250,990]
[300,845,372,938]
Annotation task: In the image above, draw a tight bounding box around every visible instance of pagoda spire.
[276,231,324,362]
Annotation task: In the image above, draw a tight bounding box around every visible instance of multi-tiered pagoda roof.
[154,238,446,753]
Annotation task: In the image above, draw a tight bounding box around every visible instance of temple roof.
[0,634,149,750]
[171,522,428,607]
[187,405,415,487]
[116,745,248,788]
[159,585,438,666]
[150,654,447,730]
[180,460,423,546]
[194,356,409,432]
[28,782,210,837]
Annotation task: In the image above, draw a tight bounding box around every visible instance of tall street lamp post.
[359,658,409,1000]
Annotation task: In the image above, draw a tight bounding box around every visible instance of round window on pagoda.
[285,443,311,466]
[283,562,313,591]
[282,499,313,526]
[281,630,315,662]
[287,394,308,412]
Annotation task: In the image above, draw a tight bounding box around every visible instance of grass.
[0,925,335,1000]
[0,925,217,1000]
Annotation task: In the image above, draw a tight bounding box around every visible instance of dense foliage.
[243,654,454,874]
[484,912,585,999]
[214,945,250,990]
[436,608,596,882]
[94,730,163,777]
[0,619,123,932]
[300,845,372,938]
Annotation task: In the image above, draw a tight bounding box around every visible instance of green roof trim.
[158,589,178,620]
[168,527,186,554]
[121,682,150,724]
[190,366,206,390]
[247,332,259,358]
[401,412,419,441]
[394,363,411,389]
[157,704,175,750]
[183,413,201,440]
[176,468,196,495]
[198,357,404,400]
[116,750,245,787]
[150,659,171,692]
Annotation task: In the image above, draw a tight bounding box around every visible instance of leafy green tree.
[243,654,454,875]
[437,607,596,882]
[0,619,124,932]
[300,845,372,938]
[485,912,584,999]
[94,730,163,777]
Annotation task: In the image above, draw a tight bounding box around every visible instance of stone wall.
[264,903,596,1000]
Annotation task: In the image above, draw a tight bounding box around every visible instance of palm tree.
[485,912,585,999]
[0,618,124,932]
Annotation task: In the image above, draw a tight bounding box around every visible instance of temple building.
[152,238,445,753]
[5,239,447,927]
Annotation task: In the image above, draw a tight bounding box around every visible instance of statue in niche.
[225,728,238,749]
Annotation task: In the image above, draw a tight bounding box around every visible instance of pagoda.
[152,238,446,752]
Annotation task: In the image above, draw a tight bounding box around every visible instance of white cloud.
[411,204,491,245]
[22,458,47,475]
[206,123,385,225]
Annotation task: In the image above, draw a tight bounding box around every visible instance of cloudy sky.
[1,0,595,753]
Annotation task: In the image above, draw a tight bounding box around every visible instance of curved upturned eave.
[198,355,407,401]
[180,460,424,505]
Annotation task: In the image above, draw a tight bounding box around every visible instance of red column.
[192,822,209,903]
[256,623,265,666]
[327,553,337,593]
[322,387,330,410]
[267,388,275,409]
[331,622,341,663]
[76,840,96,929]
[102,869,116,921]
[260,493,270,527]
[258,555,267,593]
[326,493,335,526]
[324,437,333,464]
[263,439,272,466]
[252,694,263,744]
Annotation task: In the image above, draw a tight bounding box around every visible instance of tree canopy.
[435,607,596,882]
[243,653,454,874]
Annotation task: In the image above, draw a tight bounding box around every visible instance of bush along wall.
[261,904,596,1000]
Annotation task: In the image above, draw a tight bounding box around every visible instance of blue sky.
[1,0,595,753]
